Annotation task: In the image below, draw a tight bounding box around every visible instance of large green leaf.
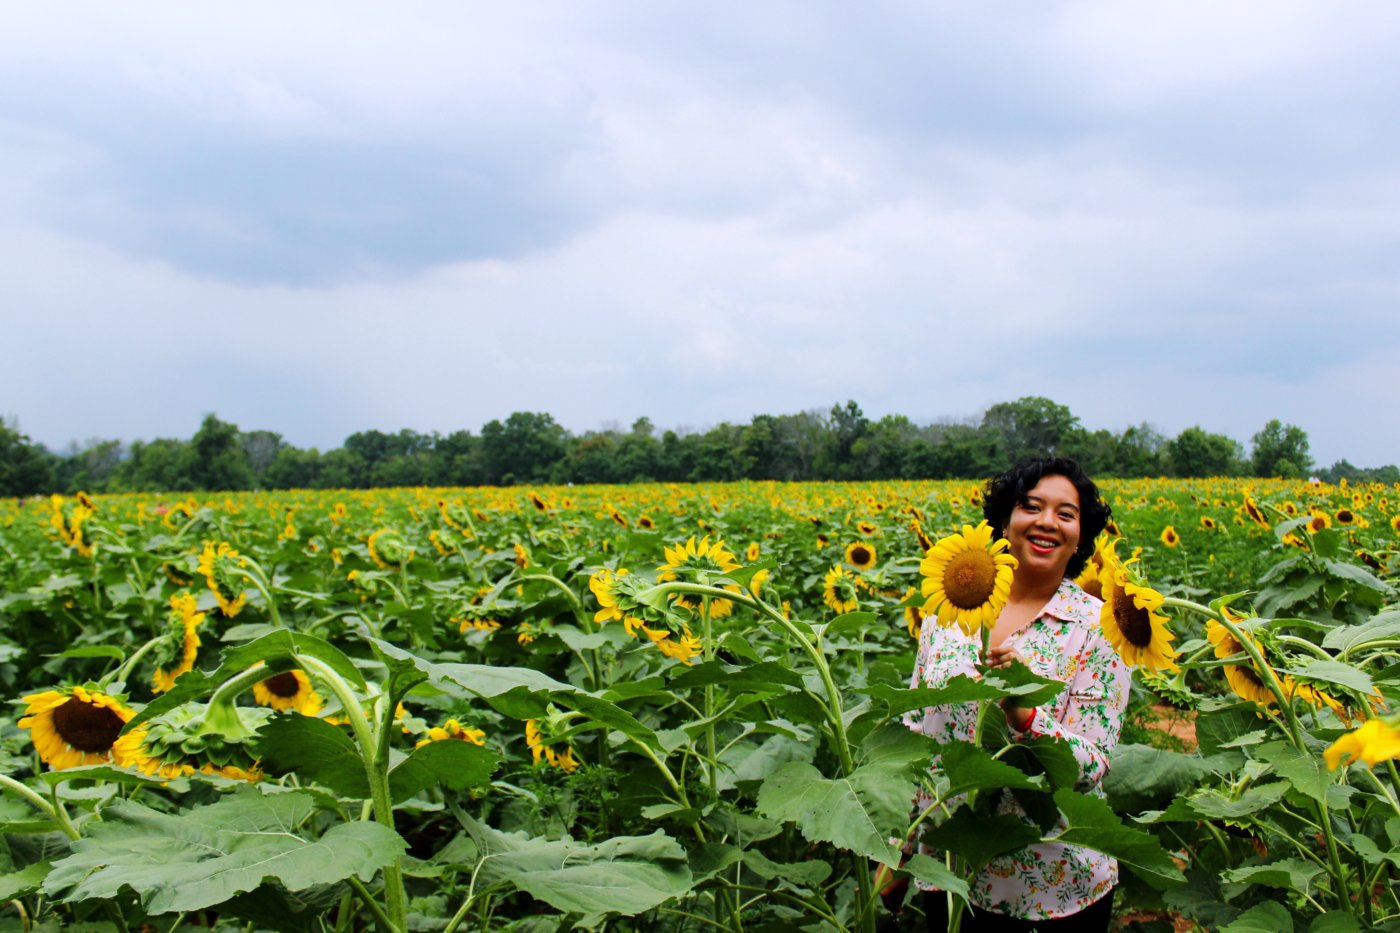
[387,740,499,801]
[940,741,1045,797]
[368,637,576,699]
[43,790,405,914]
[0,861,51,900]
[462,816,692,918]
[668,660,803,693]
[1258,741,1329,804]
[902,854,969,902]
[860,672,1058,716]
[255,716,369,798]
[127,630,364,732]
[1222,858,1322,892]
[1050,790,1185,886]
[1220,900,1293,932]
[1322,611,1400,654]
[757,760,918,866]
[921,809,1040,872]
[1104,744,1211,813]
[1296,660,1375,695]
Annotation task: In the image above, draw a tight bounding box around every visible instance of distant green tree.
[480,412,567,485]
[0,419,54,496]
[115,438,195,491]
[241,430,285,485]
[1114,423,1168,476]
[55,439,126,493]
[263,447,321,489]
[189,415,253,490]
[1167,426,1243,477]
[980,397,1081,465]
[1250,419,1313,479]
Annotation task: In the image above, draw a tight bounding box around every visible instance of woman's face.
[1004,473,1082,583]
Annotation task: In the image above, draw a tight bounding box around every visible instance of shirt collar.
[1039,578,1099,626]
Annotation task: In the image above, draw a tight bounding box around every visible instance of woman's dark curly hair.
[981,456,1112,580]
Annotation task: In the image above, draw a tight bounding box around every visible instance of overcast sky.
[4,2,1398,468]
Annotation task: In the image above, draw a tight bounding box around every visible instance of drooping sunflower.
[910,519,933,553]
[1205,618,1276,706]
[367,528,413,570]
[918,522,1017,637]
[525,718,578,772]
[589,567,629,623]
[19,686,135,771]
[1098,547,1178,671]
[657,536,743,615]
[844,541,877,571]
[252,669,323,716]
[153,591,205,693]
[416,718,486,748]
[1160,526,1180,548]
[823,565,860,614]
[198,540,248,617]
[1243,494,1270,528]
[902,586,925,640]
[513,542,530,569]
[1324,717,1400,770]
[644,624,704,665]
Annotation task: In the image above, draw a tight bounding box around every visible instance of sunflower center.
[263,672,302,698]
[942,550,997,609]
[850,547,872,565]
[1112,597,1154,649]
[53,697,125,753]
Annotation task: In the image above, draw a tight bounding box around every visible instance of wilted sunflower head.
[198,541,249,617]
[19,686,134,771]
[844,541,877,571]
[367,528,413,569]
[1098,550,1177,672]
[918,522,1017,637]
[153,591,205,693]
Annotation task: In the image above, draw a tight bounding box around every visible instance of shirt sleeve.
[1017,629,1129,791]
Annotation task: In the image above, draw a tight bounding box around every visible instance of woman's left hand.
[985,645,1036,731]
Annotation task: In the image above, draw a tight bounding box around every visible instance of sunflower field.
[1,477,1398,932]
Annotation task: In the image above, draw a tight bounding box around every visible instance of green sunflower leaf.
[387,739,499,802]
[921,809,1040,872]
[0,860,51,900]
[1219,900,1293,932]
[43,790,405,914]
[459,814,693,919]
[255,716,369,798]
[756,759,917,866]
[1050,789,1185,886]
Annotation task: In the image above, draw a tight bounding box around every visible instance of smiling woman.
[902,457,1128,932]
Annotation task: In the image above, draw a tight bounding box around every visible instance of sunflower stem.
[0,774,78,841]
[103,635,165,690]
[296,654,407,933]
[1163,595,1356,916]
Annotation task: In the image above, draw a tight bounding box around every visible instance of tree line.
[2,397,1393,496]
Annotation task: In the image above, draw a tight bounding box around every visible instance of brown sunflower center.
[1337,510,1354,524]
[263,672,302,698]
[850,546,872,566]
[1080,576,1104,600]
[942,550,997,609]
[52,697,125,753]
[1112,596,1154,649]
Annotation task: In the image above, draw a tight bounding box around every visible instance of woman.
[905,457,1128,931]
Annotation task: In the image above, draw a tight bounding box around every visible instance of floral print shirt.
[904,579,1130,921]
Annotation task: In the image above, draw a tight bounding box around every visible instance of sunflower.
[637,514,656,530]
[1206,618,1276,706]
[746,542,761,562]
[112,728,196,780]
[513,542,530,568]
[1160,526,1180,548]
[902,586,925,640]
[1324,717,1400,770]
[153,591,205,693]
[1073,534,1114,601]
[1335,508,1356,526]
[823,565,860,614]
[1243,494,1270,528]
[644,625,704,665]
[910,519,933,553]
[589,567,629,623]
[918,522,1017,637]
[1098,545,1178,671]
[367,528,413,569]
[657,536,743,615]
[1308,509,1331,533]
[1200,516,1217,531]
[525,718,579,772]
[252,669,323,716]
[19,686,135,771]
[816,533,830,549]
[527,492,551,512]
[416,719,486,748]
[1391,514,1400,535]
[857,521,879,536]
[198,541,248,617]
[844,541,877,571]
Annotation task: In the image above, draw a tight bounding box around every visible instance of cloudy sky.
[4,2,1398,467]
